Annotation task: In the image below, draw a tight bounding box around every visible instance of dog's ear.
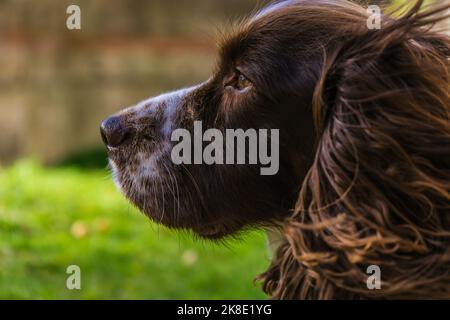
[259,0,450,299]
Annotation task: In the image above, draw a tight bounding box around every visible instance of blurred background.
[0,0,263,165]
[0,0,445,299]
[0,0,268,299]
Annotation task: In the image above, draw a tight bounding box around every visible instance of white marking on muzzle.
[128,85,199,139]
[108,159,122,192]
[119,85,200,192]
[159,87,196,139]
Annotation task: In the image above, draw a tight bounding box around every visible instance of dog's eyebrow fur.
[216,0,371,89]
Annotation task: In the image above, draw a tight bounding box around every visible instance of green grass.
[0,160,269,299]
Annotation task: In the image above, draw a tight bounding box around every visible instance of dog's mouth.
[108,155,232,238]
[192,224,232,239]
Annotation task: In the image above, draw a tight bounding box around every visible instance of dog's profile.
[101,0,450,299]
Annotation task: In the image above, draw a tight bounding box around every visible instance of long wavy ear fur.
[259,0,450,299]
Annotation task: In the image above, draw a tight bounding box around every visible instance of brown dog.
[101,0,450,299]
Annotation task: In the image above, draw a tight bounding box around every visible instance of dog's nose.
[100,116,131,148]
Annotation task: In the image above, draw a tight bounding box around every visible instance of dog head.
[101,0,450,298]
[100,0,334,238]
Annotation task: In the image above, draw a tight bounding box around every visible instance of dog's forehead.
[253,0,336,20]
[253,0,298,20]
[253,0,357,21]
[220,1,298,60]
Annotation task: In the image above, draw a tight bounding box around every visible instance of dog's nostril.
[100,116,131,148]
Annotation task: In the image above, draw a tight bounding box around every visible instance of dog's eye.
[236,73,252,91]
[226,71,252,92]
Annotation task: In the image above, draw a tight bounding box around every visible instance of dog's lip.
[104,136,135,153]
[105,143,130,155]
[192,224,229,238]
[106,145,119,152]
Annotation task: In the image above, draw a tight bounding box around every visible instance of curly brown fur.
[258,0,450,300]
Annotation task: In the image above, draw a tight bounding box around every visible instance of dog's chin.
[191,224,236,240]
[132,198,239,239]
[110,162,242,240]
[118,190,233,239]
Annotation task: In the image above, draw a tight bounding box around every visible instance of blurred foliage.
[56,148,108,169]
[0,161,268,299]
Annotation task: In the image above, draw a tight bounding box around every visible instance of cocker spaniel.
[101,0,450,299]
